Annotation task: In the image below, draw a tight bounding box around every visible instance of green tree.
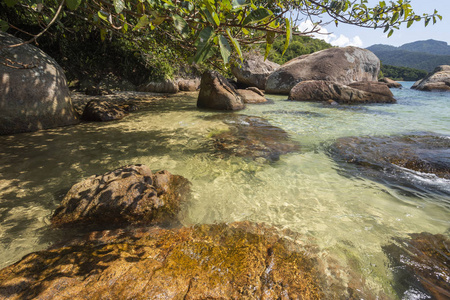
[0,0,443,67]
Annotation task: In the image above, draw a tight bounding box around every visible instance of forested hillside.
[367,40,450,72]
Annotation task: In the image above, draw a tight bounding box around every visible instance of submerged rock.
[289,80,396,104]
[51,165,191,227]
[139,79,179,93]
[81,99,128,121]
[266,47,380,95]
[383,232,450,299]
[0,222,324,299]
[209,115,300,161]
[329,133,450,180]
[231,54,280,89]
[197,71,245,110]
[0,32,79,135]
[412,65,450,91]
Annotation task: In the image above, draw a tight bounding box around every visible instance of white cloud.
[297,21,364,47]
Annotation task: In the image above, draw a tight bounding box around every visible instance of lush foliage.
[0,0,442,68]
[381,64,428,81]
[264,34,332,65]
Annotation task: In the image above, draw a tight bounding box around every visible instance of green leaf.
[4,0,18,7]
[406,19,414,28]
[226,29,243,61]
[134,15,151,30]
[172,15,190,38]
[193,26,215,63]
[202,9,220,26]
[66,0,82,10]
[264,31,276,60]
[218,34,232,64]
[0,19,9,32]
[282,18,292,56]
[425,17,430,27]
[387,29,394,38]
[242,8,272,25]
[100,28,107,41]
[98,11,108,22]
[114,0,125,13]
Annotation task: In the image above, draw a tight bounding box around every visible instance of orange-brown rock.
[236,89,268,104]
[0,222,324,300]
[81,99,128,122]
[51,165,191,228]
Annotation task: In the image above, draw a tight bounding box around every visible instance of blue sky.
[296,0,450,47]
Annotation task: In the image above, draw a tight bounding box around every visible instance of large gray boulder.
[266,47,380,94]
[412,65,450,91]
[231,54,280,89]
[288,80,396,104]
[0,32,79,135]
[197,70,245,110]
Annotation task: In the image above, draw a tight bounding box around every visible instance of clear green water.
[0,83,449,297]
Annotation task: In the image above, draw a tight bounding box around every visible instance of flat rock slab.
[0,222,324,299]
[81,99,128,121]
[208,115,300,161]
[51,164,191,228]
[412,65,450,91]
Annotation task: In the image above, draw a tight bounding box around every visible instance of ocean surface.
[0,81,449,298]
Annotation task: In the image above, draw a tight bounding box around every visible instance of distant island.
[367,39,450,72]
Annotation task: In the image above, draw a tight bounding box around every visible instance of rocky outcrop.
[383,233,450,299]
[51,165,191,227]
[209,114,300,161]
[197,71,245,110]
[0,222,326,299]
[139,79,179,93]
[379,77,402,88]
[231,54,280,89]
[412,65,450,91]
[236,88,268,104]
[0,32,79,135]
[81,99,128,121]
[288,80,396,104]
[266,47,380,94]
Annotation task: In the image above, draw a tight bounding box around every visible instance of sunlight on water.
[0,85,449,298]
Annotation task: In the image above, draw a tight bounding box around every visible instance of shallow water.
[0,82,449,298]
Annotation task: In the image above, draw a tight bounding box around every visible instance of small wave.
[392,165,450,194]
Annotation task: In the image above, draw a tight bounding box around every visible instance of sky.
[295,0,450,48]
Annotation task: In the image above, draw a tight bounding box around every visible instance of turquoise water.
[0,82,449,298]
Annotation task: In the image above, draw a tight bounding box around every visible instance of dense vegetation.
[367,40,450,72]
[381,64,428,81]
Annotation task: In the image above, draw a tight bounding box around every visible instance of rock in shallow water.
[51,164,191,227]
[412,65,450,91]
[0,222,324,299]
[81,99,128,121]
[209,115,300,161]
[383,232,450,299]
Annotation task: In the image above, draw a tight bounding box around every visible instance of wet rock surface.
[51,165,191,228]
[197,71,245,110]
[81,99,129,121]
[209,115,300,161]
[329,133,450,180]
[0,222,324,300]
[383,232,450,299]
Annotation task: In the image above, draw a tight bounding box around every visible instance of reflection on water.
[0,85,449,298]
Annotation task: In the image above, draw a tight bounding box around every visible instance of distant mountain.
[367,40,450,72]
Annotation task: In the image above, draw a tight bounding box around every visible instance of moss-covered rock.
[0,222,324,299]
